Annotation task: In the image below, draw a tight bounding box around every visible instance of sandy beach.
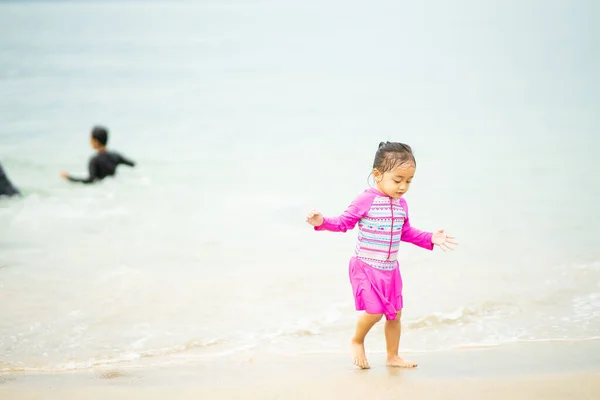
[2,341,599,400]
[2,373,598,400]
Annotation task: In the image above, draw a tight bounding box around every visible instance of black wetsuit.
[67,151,135,184]
[0,162,20,197]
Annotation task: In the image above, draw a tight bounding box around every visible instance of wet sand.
[2,340,599,400]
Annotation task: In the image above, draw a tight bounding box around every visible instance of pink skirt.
[348,257,403,320]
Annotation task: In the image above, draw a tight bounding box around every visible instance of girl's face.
[373,163,416,199]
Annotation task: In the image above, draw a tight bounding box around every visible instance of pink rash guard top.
[315,187,433,270]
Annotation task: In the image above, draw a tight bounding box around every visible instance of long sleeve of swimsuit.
[67,157,99,184]
[314,190,375,233]
[399,197,434,250]
[118,154,135,167]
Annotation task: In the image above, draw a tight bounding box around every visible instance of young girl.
[306,141,457,369]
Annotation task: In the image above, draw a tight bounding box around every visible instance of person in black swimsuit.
[60,126,135,184]
[0,161,20,197]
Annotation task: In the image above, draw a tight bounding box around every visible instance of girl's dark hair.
[372,141,416,173]
[91,126,108,146]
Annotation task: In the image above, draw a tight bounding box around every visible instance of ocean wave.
[247,302,519,342]
[0,338,228,373]
[261,303,347,340]
[0,305,348,373]
[404,302,520,330]
[3,300,597,373]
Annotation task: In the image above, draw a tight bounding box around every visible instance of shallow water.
[1,0,599,372]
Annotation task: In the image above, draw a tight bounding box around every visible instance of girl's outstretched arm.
[308,190,375,233]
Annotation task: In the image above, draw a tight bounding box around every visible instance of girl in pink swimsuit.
[306,142,457,369]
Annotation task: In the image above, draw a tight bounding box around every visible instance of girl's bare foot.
[351,339,370,369]
[386,355,417,368]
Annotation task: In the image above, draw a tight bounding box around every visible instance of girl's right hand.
[305,209,324,227]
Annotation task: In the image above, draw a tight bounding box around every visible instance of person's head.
[372,141,416,199]
[90,126,108,150]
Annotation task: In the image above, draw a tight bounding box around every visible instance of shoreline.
[1,340,599,399]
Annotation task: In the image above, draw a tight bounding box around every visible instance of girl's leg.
[384,310,418,368]
[351,312,383,369]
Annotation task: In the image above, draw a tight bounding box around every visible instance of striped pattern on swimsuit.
[354,195,406,271]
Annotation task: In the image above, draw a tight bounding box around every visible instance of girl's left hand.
[432,229,458,251]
